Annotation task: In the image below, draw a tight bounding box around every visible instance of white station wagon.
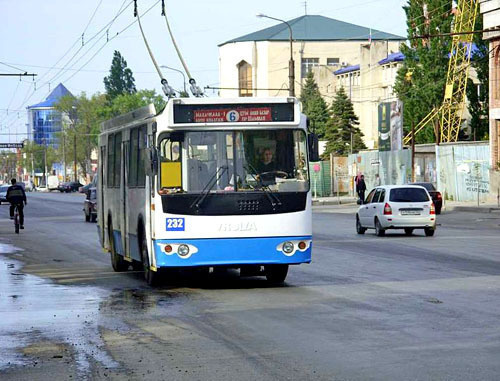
[356,185,437,237]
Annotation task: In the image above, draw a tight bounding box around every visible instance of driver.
[257,148,276,173]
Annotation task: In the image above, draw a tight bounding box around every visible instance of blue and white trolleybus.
[97,97,318,285]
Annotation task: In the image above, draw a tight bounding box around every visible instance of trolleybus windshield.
[159,129,309,194]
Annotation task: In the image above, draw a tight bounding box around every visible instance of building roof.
[220,15,406,46]
[334,64,360,75]
[27,83,73,109]
[378,52,405,65]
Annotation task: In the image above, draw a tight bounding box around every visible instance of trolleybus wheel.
[265,264,288,285]
[141,232,160,286]
[109,221,128,272]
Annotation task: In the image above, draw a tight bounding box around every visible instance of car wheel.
[424,228,435,237]
[109,221,128,272]
[141,230,160,286]
[265,264,288,285]
[356,216,366,234]
[375,218,385,237]
[404,228,414,236]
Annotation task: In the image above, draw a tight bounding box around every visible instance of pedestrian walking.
[356,174,366,204]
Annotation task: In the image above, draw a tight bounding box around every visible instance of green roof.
[220,15,405,46]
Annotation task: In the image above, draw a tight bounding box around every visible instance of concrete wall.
[348,149,412,192]
[436,142,491,202]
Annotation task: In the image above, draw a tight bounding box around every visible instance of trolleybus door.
[99,146,106,245]
[120,140,130,261]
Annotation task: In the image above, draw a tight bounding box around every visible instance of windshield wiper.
[190,165,228,210]
[244,163,282,210]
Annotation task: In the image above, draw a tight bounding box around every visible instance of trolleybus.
[97,97,318,285]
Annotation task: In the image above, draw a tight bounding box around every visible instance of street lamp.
[160,65,187,95]
[256,13,295,97]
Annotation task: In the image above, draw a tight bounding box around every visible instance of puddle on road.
[0,246,119,376]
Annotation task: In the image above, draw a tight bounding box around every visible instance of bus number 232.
[166,218,185,231]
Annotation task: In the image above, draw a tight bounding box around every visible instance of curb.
[444,205,500,213]
[312,199,357,206]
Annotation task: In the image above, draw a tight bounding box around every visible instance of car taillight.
[430,203,435,215]
[436,192,442,200]
[384,203,392,215]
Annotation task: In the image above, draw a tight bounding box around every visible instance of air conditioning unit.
[341,61,348,67]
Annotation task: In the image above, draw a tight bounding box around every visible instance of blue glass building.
[27,83,73,148]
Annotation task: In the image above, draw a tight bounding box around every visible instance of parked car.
[0,185,9,204]
[356,185,437,237]
[83,187,97,222]
[58,181,83,193]
[410,182,442,214]
[79,175,97,193]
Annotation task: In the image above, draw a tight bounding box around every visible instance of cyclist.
[6,178,27,229]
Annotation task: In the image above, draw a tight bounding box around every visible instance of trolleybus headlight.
[178,244,190,257]
[282,241,294,254]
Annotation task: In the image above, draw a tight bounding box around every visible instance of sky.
[0,0,408,144]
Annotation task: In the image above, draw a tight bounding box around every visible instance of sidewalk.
[312,195,500,213]
[312,195,357,206]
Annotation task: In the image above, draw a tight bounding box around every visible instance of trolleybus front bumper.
[153,236,312,267]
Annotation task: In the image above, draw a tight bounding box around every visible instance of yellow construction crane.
[403,0,479,145]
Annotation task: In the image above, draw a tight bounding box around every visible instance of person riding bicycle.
[6,178,27,229]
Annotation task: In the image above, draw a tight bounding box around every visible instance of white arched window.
[238,61,253,97]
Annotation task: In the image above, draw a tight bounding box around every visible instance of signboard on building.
[378,100,403,151]
[0,143,23,149]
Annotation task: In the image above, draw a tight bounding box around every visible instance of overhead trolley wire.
[134,0,175,98]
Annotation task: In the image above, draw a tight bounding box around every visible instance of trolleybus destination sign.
[173,102,295,124]
[193,107,272,123]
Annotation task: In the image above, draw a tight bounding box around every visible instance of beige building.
[218,15,404,100]
[480,0,500,186]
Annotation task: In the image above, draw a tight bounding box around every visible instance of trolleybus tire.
[109,222,128,272]
[265,264,288,284]
[141,232,160,286]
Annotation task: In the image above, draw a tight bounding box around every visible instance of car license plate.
[401,210,420,215]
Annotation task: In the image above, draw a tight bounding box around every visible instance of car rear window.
[390,188,430,202]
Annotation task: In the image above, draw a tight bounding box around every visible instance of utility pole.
[73,133,77,182]
[411,123,416,182]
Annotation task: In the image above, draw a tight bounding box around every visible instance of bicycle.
[13,204,20,234]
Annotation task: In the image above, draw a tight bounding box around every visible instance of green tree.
[300,71,330,137]
[323,87,366,157]
[466,13,489,141]
[394,0,453,143]
[103,50,137,100]
[102,89,166,118]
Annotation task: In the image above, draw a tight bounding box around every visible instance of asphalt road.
[0,192,499,380]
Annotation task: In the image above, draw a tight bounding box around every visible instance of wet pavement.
[1,193,500,380]
[0,244,117,378]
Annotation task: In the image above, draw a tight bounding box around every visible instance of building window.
[495,45,500,100]
[301,58,319,78]
[327,58,340,66]
[238,61,252,97]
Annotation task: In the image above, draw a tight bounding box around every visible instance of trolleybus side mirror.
[147,147,158,176]
[308,133,320,162]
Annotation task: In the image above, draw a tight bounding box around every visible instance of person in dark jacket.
[6,179,27,228]
[356,174,367,204]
